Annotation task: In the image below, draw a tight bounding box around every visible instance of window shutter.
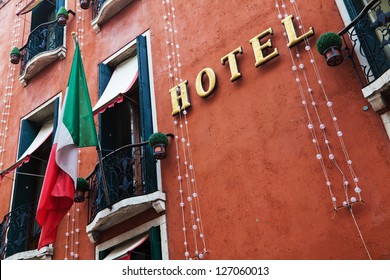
[149,226,162,260]
[55,0,65,12]
[137,35,157,193]
[136,35,153,141]
[52,97,60,144]
[97,63,113,147]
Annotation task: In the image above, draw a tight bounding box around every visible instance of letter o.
[196,68,216,98]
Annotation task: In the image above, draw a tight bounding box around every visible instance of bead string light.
[275,0,371,259]
[161,0,207,260]
[64,3,85,260]
[0,2,22,174]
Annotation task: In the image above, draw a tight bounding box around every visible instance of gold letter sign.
[281,15,314,48]
[221,47,243,82]
[196,68,217,98]
[249,28,279,67]
[169,80,191,116]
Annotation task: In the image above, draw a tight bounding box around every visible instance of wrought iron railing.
[92,0,107,19]
[87,142,157,223]
[19,20,64,75]
[0,203,40,259]
[339,0,390,86]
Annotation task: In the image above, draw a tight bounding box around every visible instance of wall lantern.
[74,177,90,203]
[80,0,91,10]
[56,6,76,27]
[316,32,344,67]
[148,132,173,160]
[10,46,21,64]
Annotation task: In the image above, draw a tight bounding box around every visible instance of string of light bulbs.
[64,2,86,259]
[0,2,22,174]
[275,0,371,259]
[161,0,207,260]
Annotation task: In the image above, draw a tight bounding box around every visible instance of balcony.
[91,0,135,32]
[86,142,165,243]
[338,0,390,138]
[19,20,66,86]
[0,202,52,260]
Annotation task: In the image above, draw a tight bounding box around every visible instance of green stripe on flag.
[62,42,98,147]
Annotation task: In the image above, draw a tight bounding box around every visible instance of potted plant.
[10,46,21,64]
[148,132,169,160]
[80,0,91,10]
[74,177,89,203]
[316,32,344,66]
[56,6,69,26]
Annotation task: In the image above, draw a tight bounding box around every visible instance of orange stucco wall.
[0,0,389,260]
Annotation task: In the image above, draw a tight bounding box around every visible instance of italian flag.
[36,41,98,250]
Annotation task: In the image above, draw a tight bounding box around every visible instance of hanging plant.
[148,132,169,160]
[56,6,69,27]
[80,0,91,10]
[316,32,344,67]
[10,46,21,64]
[74,177,89,203]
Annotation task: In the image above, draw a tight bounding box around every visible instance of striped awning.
[93,56,138,114]
[16,0,44,16]
[104,234,149,260]
[0,121,53,178]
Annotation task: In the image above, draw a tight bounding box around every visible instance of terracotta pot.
[80,0,91,10]
[323,46,343,67]
[153,144,167,159]
[74,189,86,203]
[10,54,20,64]
[57,14,68,26]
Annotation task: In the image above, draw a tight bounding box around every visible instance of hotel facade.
[0,0,389,260]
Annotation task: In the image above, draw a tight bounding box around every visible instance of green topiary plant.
[148,132,169,147]
[74,177,89,203]
[76,177,89,192]
[56,6,69,20]
[316,32,342,55]
[10,46,21,56]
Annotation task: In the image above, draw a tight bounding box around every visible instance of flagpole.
[71,31,111,209]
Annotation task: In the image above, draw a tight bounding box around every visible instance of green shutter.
[55,0,65,12]
[150,226,162,260]
[97,63,113,152]
[136,35,153,141]
[137,35,157,193]
[17,120,39,159]
[52,97,60,144]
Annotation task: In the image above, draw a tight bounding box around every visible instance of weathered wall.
[0,0,389,260]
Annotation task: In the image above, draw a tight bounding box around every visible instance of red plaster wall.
[0,0,389,260]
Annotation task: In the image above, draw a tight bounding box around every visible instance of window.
[100,227,161,260]
[18,0,66,86]
[338,0,390,81]
[336,0,390,139]
[95,35,154,155]
[96,216,168,260]
[0,96,59,259]
[86,32,165,239]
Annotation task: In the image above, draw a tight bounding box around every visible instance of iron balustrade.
[339,0,390,86]
[92,0,107,19]
[19,20,64,75]
[0,203,40,259]
[87,142,157,223]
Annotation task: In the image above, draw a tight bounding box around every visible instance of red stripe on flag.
[36,143,74,250]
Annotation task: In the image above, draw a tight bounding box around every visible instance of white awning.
[93,56,138,114]
[17,0,44,16]
[0,121,53,177]
[104,234,149,260]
